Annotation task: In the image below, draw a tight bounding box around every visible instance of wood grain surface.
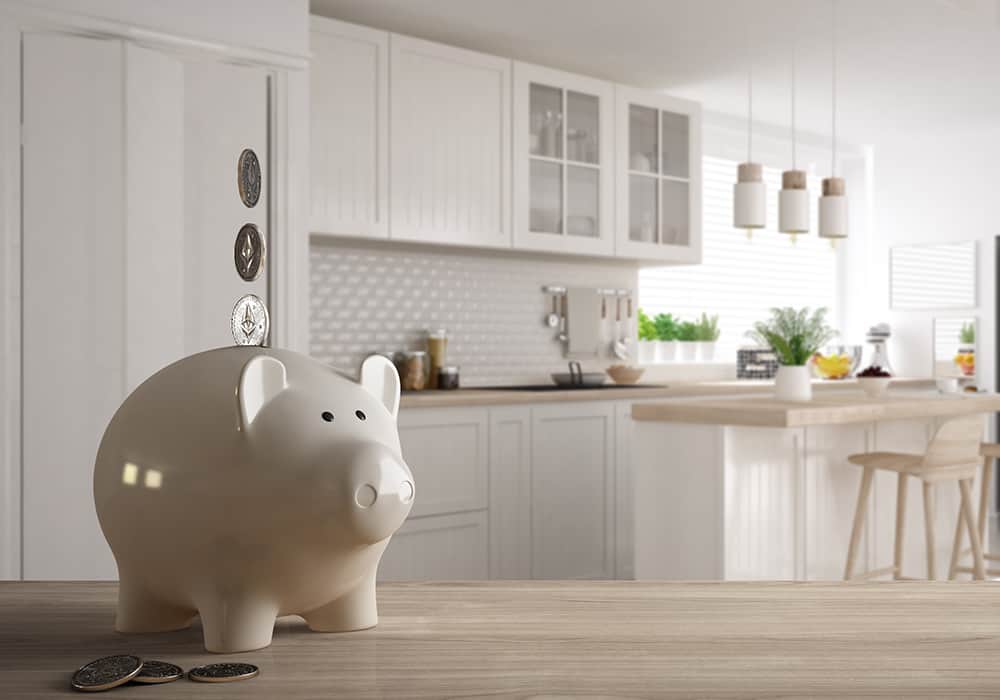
[631,391,1000,428]
[2,581,1000,698]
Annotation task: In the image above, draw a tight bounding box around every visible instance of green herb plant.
[676,320,699,342]
[653,313,678,342]
[746,307,837,366]
[637,309,657,341]
[695,313,720,342]
[959,322,975,345]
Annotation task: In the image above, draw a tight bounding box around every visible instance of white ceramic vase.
[679,341,698,362]
[656,340,677,363]
[638,340,657,365]
[774,365,812,401]
[696,341,716,362]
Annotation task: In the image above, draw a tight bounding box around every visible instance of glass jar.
[426,329,448,390]
[400,351,430,391]
[438,366,460,390]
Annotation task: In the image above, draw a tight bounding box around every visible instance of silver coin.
[231,294,269,347]
[71,654,142,692]
[237,148,261,208]
[234,223,266,282]
[188,662,259,683]
[132,660,183,684]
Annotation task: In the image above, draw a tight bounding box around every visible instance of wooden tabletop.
[3,581,1000,698]
[632,390,1000,428]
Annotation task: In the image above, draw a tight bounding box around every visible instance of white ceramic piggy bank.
[93,347,414,653]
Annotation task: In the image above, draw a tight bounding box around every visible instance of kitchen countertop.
[3,581,1000,698]
[632,389,1000,428]
[400,376,936,408]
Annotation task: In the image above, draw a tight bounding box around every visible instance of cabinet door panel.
[389,35,510,247]
[398,407,489,518]
[530,402,616,579]
[379,511,488,581]
[310,18,388,238]
[489,406,531,579]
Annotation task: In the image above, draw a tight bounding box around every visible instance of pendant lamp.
[734,60,765,235]
[819,0,847,242]
[779,41,808,238]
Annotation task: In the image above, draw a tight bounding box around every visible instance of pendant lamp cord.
[831,0,837,177]
[747,21,752,163]
[791,39,797,169]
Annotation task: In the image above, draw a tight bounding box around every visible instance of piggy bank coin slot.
[355,410,366,421]
[321,411,334,422]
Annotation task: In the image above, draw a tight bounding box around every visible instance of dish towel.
[566,287,601,358]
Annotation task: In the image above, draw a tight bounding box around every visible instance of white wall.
[866,128,997,389]
[9,0,309,57]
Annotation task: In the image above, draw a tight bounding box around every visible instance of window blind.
[639,155,839,361]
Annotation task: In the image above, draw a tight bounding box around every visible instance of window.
[639,155,838,361]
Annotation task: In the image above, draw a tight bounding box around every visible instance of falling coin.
[231,294,269,347]
[71,654,143,692]
[234,223,266,282]
[132,660,183,684]
[237,148,262,208]
[188,662,259,683]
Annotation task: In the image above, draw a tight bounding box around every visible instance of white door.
[389,34,511,248]
[22,32,125,580]
[530,402,617,579]
[512,62,615,256]
[614,86,702,263]
[309,17,388,239]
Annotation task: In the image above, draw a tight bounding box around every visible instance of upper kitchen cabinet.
[310,17,389,239]
[389,35,511,248]
[614,86,702,263]
[512,63,615,256]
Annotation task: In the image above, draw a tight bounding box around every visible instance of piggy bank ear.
[238,355,288,428]
[360,355,400,420]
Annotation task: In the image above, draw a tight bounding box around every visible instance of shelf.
[529,154,600,170]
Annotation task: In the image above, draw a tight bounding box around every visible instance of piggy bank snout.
[342,444,414,544]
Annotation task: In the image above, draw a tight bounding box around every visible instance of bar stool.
[948,442,997,579]
[843,413,986,581]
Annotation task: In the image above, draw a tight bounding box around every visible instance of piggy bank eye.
[321,411,334,422]
[355,410,366,421]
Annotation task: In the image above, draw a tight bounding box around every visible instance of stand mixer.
[865,323,893,374]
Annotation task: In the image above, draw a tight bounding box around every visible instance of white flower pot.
[638,340,657,365]
[679,341,697,362]
[696,341,716,362]
[656,340,677,363]
[774,365,812,402]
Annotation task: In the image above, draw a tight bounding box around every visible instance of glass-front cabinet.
[615,86,701,262]
[513,62,615,256]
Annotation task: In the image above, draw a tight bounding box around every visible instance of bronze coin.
[71,654,142,692]
[237,148,261,208]
[132,660,183,684]
[188,662,259,683]
[234,223,266,282]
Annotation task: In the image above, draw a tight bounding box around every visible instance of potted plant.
[653,313,678,362]
[676,320,699,362]
[695,313,720,362]
[637,309,657,364]
[955,322,976,377]
[747,307,837,401]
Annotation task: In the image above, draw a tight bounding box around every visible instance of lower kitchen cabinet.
[379,511,489,581]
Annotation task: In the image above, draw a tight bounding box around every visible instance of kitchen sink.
[478,384,667,392]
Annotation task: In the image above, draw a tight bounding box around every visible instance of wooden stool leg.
[948,508,964,580]
[921,481,935,580]
[978,455,992,547]
[959,478,986,580]
[845,467,874,581]
[893,474,907,580]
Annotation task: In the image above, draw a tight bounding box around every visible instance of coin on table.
[231,293,269,347]
[132,660,183,684]
[188,662,259,683]
[237,148,262,208]
[234,223,266,282]
[71,654,143,692]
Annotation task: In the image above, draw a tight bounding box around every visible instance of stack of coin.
[231,147,269,347]
[71,656,259,692]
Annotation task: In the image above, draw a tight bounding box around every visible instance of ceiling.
[310,0,1000,145]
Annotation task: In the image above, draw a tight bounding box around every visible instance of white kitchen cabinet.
[309,17,388,239]
[488,406,532,579]
[512,62,615,256]
[398,407,489,518]
[379,511,489,581]
[389,35,511,248]
[530,402,617,579]
[614,86,701,263]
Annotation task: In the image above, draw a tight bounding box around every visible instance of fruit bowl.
[857,365,892,398]
[810,345,862,380]
[606,365,645,385]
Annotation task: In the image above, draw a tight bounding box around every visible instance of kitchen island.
[3,581,1000,698]
[631,390,1000,581]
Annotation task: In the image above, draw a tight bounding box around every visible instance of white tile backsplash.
[310,240,638,386]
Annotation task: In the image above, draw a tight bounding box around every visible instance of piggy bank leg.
[196,593,280,653]
[302,570,377,632]
[116,574,195,633]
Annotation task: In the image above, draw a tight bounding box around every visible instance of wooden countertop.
[400,377,935,409]
[3,581,1000,698]
[632,390,1000,428]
